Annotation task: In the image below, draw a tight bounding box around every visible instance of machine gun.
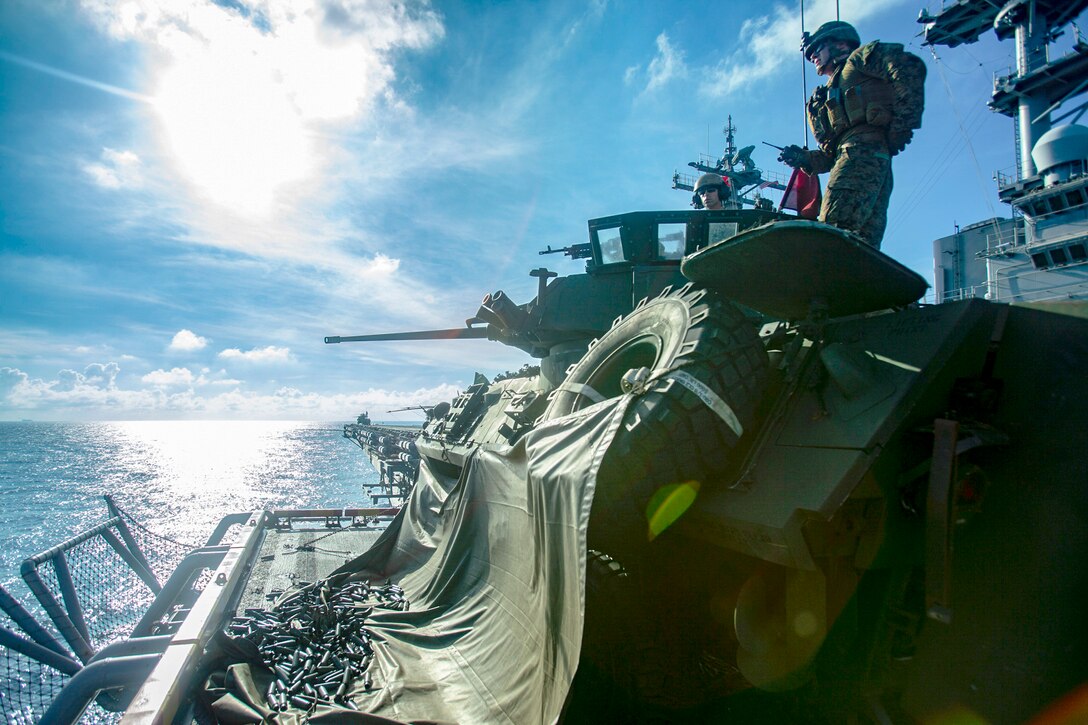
[386,405,435,415]
[538,243,592,260]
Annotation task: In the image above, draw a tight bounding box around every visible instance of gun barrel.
[325,327,490,344]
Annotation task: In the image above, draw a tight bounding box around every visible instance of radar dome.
[1031,124,1088,185]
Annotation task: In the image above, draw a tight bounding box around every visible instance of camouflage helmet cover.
[694,173,727,193]
[801,21,861,60]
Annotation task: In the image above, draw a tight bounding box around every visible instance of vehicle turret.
[326,208,782,386]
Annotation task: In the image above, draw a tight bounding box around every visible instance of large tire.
[544,283,768,554]
[563,551,681,722]
[562,550,640,721]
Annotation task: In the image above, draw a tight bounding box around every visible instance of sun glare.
[103,0,445,222]
[154,50,311,217]
[78,0,447,232]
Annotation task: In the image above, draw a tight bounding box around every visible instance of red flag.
[779,167,822,219]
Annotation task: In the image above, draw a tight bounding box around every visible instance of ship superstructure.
[923,0,1088,303]
[672,116,787,209]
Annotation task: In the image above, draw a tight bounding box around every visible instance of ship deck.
[233,520,390,614]
[117,508,398,724]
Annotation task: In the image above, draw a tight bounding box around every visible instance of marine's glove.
[888,129,913,156]
[778,144,807,169]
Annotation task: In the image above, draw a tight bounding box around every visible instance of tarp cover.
[207,396,629,724]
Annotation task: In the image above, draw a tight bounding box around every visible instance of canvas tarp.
[208,395,630,724]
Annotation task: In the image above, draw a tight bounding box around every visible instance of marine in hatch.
[692,172,732,211]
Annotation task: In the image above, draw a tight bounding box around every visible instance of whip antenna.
[801,0,810,147]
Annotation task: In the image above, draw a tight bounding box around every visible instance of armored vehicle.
[3,210,1086,724]
[325,211,1088,723]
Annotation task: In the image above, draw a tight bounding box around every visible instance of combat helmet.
[801,20,861,60]
[694,173,727,194]
[692,173,728,209]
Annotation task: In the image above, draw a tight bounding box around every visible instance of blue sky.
[1,0,1084,421]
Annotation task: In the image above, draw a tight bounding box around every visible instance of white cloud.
[55,362,120,391]
[699,0,908,99]
[627,32,687,96]
[218,346,292,363]
[561,0,608,45]
[1,364,461,420]
[82,147,142,189]
[142,367,195,386]
[646,33,686,92]
[1,363,130,411]
[357,254,400,279]
[83,362,121,387]
[168,329,208,352]
[0,367,30,398]
[193,369,243,386]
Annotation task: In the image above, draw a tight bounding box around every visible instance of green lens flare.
[645,481,701,541]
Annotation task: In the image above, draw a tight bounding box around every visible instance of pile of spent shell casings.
[226,578,409,712]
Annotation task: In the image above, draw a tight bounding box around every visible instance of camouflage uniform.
[799,41,926,248]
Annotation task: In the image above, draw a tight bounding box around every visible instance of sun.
[152,37,312,217]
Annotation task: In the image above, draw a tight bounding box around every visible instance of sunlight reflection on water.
[0,420,380,586]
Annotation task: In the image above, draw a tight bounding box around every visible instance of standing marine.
[778,20,926,248]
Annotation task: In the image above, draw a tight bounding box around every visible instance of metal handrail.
[20,514,169,663]
[40,653,162,724]
[129,547,231,638]
[119,511,268,725]
[21,519,123,662]
[0,624,81,676]
[0,582,69,657]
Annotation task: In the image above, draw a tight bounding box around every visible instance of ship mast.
[722,116,738,175]
[670,115,786,208]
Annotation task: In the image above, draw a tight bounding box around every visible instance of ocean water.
[0,420,381,589]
